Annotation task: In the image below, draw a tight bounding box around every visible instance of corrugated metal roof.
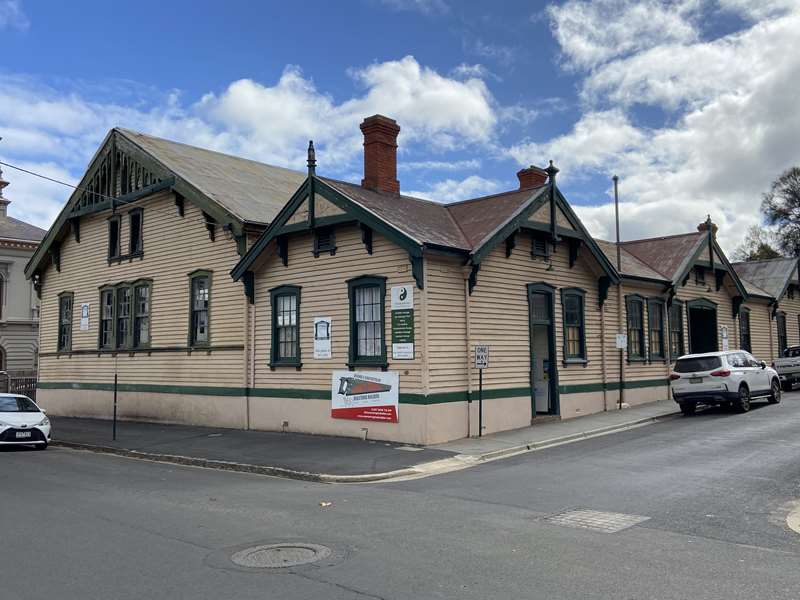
[320,178,544,252]
[595,239,667,281]
[0,212,46,243]
[118,129,307,225]
[446,187,542,248]
[732,257,798,299]
[320,178,471,249]
[737,275,774,298]
[620,232,705,280]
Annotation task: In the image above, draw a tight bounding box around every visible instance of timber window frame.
[560,287,587,364]
[348,275,387,369]
[269,285,302,368]
[99,280,152,351]
[647,298,667,361]
[777,310,788,356]
[98,286,115,349]
[188,270,212,348]
[695,266,706,285]
[626,294,647,362]
[128,208,144,256]
[108,215,121,260]
[669,301,685,359]
[739,307,751,353]
[57,292,74,352]
[133,281,151,349]
[312,226,337,257]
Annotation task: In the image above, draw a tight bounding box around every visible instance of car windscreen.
[785,347,800,358]
[674,356,722,373]
[0,396,39,412]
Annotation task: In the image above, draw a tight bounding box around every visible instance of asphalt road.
[3,394,800,600]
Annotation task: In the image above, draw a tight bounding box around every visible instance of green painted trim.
[560,287,587,362]
[38,380,669,401]
[269,284,302,368]
[559,378,669,394]
[347,275,388,369]
[188,269,212,348]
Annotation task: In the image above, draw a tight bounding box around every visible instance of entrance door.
[688,300,718,354]
[528,283,559,417]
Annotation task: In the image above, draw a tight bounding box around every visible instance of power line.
[0,160,118,202]
[0,160,224,230]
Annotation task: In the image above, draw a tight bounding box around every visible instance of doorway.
[688,300,718,354]
[528,283,559,417]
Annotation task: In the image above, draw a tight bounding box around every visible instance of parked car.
[0,394,51,449]
[772,346,800,391]
[670,351,781,415]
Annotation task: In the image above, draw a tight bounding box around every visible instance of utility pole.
[614,175,625,410]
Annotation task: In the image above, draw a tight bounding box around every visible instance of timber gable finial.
[307,140,316,176]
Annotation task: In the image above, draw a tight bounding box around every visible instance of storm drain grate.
[545,509,650,533]
[230,543,332,568]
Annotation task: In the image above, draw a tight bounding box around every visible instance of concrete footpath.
[51,400,679,483]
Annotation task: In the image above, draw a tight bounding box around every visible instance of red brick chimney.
[516,165,548,190]
[360,115,400,194]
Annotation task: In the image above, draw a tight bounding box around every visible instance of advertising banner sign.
[313,317,332,359]
[331,371,399,423]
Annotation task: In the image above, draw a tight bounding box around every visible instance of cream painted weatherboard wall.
[37,191,251,427]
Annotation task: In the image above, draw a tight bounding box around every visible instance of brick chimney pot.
[516,165,549,190]
[360,115,401,194]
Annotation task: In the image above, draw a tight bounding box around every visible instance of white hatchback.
[0,394,51,449]
[670,351,781,415]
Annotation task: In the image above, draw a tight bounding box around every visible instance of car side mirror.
[40,408,47,414]
[760,361,767,369]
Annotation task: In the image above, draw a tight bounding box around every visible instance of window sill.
[627,357,648,364]
[312,247,337,258]
[348,359,389,371]
[270,361,302,371]
[562,358,589,366]
[108,252,144,265]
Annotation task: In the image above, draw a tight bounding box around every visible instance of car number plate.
[689,377,703,384]
[15,431,32,439]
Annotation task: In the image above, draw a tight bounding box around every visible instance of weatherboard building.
[26,115,800,444]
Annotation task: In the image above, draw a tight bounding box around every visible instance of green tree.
[732,225,781,262]
[761,166,800,256]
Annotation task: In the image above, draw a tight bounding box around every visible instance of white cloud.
[399,159,481,171]
[531,2,800,252]
[0,0,28,31]
[547,0,701,70]
[406,175,502,202]
[0,56,504,228]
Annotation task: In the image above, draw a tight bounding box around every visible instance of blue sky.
[2,0,800,251]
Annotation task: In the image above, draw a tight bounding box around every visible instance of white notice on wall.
[313,317,332,359]
[615,333,628,350]
[80,303,90,331]
[721,325,729,351]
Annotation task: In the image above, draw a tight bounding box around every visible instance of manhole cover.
[545,509,649,533]
[230,543,332,568]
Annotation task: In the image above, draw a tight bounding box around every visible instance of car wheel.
[781,381,792,392]
[680,402,697,416]
[769,379,782,404]
[734,385,751,413]
[34,442,48,451]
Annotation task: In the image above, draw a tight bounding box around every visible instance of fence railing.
[0,371,38,402]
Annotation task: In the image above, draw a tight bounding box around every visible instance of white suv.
[670,351,781,415]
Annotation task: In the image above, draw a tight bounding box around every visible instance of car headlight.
[36,416,50,427]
